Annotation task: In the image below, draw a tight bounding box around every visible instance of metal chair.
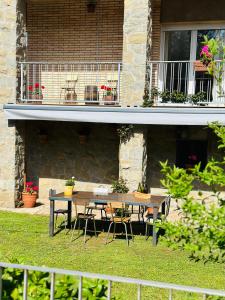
[127,205,145,223]
[86,201,107,220]
[49,189,69,231]
[71,201,97,244]
[105,202,134,246]
[61,76,78,103]
[145,195,171,240]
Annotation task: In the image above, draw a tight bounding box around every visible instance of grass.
[0,211,224,299]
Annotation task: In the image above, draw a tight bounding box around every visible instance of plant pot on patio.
[22,192,38,208]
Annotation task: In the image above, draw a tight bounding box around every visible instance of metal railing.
[1,262,225,299]
[147,60,225,106]
[18,62,122,106]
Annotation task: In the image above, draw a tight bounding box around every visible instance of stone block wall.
[0,0,21,208]
[25,121,119,200]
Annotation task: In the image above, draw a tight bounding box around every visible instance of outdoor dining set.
[49,190,171,246]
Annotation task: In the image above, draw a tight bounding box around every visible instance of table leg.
[67,201,72,228]
[152,206,159,246]
[49,200,55,237]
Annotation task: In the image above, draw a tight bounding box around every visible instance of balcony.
[147,61,225,107]
[18,62,122,106]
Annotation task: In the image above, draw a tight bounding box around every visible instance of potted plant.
[28,83,45,104]
[110,177,129,216]
[22,181,39,208]
[101,85,116,105]
[64,176,75,196]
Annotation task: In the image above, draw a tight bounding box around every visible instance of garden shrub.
[159,123,225,264]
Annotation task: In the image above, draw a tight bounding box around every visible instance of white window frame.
[160,23,225,101]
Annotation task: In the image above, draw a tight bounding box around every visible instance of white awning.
[3,104,225,125]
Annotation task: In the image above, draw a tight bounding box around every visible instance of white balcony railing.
[147,61,225,106]
[18,62,122,106]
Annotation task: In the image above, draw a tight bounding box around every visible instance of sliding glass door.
[161,27,225,103]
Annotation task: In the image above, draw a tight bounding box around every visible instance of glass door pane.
[195,30,225,101]
[163,31,191,95]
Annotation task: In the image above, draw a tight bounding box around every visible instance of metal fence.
[147,60,225,106]
[18,62,122,106]
[1,262,225,300]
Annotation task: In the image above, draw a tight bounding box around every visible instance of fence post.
[23,269,28,300]
[50,272,55,300]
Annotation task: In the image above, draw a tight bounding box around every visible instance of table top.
[49,191,166,207]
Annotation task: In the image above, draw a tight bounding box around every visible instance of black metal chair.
[71,201,97,244]
[49,189,70,231]
[145,195,171,240]
[86,201,107,219]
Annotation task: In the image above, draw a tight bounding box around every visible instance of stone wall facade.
[0,0,22,208]
[122,0,149,106]
[26,122,119,200]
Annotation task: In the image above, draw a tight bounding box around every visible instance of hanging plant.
[117,124,134,144]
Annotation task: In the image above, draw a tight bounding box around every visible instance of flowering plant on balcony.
[200,36,225,97]
[101,85,113,96]
[28,83,45,98]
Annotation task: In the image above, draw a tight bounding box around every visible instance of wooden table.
[49,191,166,246]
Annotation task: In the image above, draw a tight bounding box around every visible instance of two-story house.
[1,0,225,207]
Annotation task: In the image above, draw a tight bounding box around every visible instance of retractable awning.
[3,104,225,125]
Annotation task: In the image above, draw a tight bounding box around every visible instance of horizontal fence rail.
[1,262,225,300]
[18,62,122,106]
[147,60,225,106]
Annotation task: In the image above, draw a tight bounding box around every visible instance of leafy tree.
[159,123,225,264]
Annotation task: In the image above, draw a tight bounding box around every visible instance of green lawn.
[0,211,224,299]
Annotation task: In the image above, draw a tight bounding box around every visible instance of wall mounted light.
[87,0,96,13]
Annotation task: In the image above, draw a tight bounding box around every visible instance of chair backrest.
[49,189,56,197]
[164,195,171,218]
[73,201,89,218]
[107,202,127,221]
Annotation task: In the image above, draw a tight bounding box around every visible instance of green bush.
[159,123,225,264]
[2,266,114,300]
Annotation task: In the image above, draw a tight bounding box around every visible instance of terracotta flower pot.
[28,94,43,105]
[22,192,37,208]
[64,186,74,196]
[103,95,116,105]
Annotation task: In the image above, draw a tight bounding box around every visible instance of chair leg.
[83,219,88,244]
[113,222,117,239]
[55,214,58,229]
[71,218,77,241]
[105,222,113,245]
[124,223,129,246]
[93,218,97,237]
[78,219,81,236]
[145,222,150,240]
[130,222,134,242]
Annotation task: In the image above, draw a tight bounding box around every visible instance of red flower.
[41,86,45,89]
[26,181,34,187]
[33,186,39,191]
[35,83,40,88]
[28,86,33,91]
[107,87,112,91]
[101,85,106,90]
[26,187,31,192]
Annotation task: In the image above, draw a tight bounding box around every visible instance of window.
[161,25,225,102]
[176,140,208,170]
